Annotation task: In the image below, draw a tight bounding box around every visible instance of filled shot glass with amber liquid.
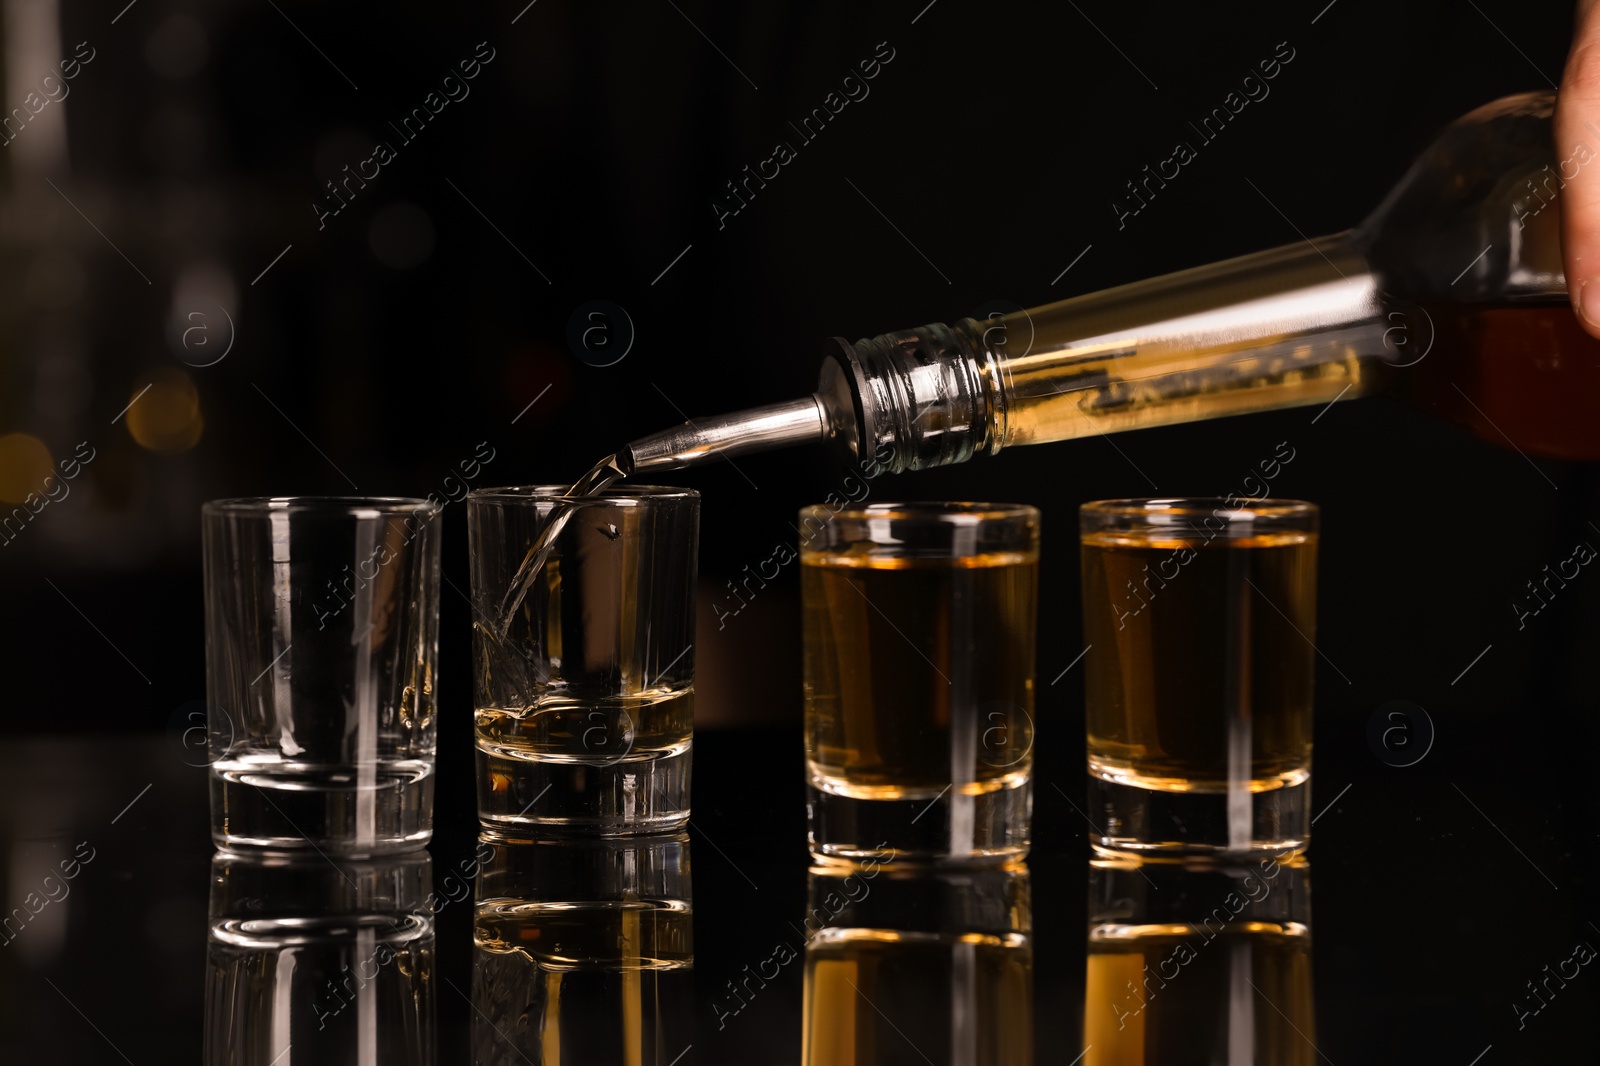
[1079,498,1318,858]
[802,502,1039,863]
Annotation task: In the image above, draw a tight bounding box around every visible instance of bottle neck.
[833,232,1397,472]
[815,320,1003,475]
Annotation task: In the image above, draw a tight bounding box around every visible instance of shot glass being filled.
[1078,498,1319,857]
[468,485,699,832]
[801,501,1040,863]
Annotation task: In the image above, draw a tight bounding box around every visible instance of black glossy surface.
[1,718,1595,1064]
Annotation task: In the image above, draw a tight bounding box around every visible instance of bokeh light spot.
[126,368,204,453]
[0,433,54,504]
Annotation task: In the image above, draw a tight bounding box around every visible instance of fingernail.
[1581,279,1600,328]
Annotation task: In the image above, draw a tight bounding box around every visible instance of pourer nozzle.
[623,394,830,473]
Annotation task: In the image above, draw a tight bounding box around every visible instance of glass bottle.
[624,91,1600,472]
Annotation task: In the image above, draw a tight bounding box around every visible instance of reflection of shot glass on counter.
[472,833,693,1064]
[801,502,1040,863]
[1084,858,1314,1065]
[803,859,1033,1066]
[469,486,699,832]
[1079,499,1319,857]
[203,497,441,852]
[205,849,435,1066]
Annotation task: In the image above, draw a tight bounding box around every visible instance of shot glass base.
[807,777,1031,865]
[1088,773,1309,860]
[209,762,435,853]
[476,743,692,834]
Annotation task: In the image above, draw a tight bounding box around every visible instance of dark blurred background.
[1,0,1594,750]
[1,0,1599,1061]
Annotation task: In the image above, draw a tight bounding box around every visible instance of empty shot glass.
[468,486,699,832]
[203,497,441,852]
[1079,498,1319,857]
[802,502,1040,863]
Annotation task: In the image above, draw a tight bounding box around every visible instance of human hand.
[1557,0,1600,335]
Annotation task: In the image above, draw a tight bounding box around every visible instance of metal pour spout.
[622,394,831,474]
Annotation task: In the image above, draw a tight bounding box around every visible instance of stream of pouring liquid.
[493,453,631,640]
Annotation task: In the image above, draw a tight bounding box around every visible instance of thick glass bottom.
[807,775,1031,864]
[476,742,691,833]
[209,761,434,853]
[1089,773,1309,859]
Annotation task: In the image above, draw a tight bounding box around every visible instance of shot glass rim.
[1080,496,1317,529]
[798,499,1038,525]
[467,484,700,504]
[202,495,442,516]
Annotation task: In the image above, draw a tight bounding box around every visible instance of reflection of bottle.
[802,861,1032,1066]
[624,91,1600,473]
[204,849,435,1066]
[471,834,692,1066]
[1083,859,1313,1066]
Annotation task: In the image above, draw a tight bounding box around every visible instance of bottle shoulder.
[1357,91,1563,302]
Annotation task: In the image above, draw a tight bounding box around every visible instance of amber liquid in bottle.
[992,321,1364,450]
[1405,300,1600,462]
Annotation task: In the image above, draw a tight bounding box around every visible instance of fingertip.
[1576,278,1600,339]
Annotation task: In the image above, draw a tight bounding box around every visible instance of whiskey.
[1079,531,1316,793]
[476,688,694,818]
[476,690,694,765]
[801,502,1040,860]
[493,452,629,633]
[1084,921,1314,1066]
[469,486,699,830]
[1408,300,1600,461]
[475,530,696,791]
[1079,499,1318,856]
[803,928,1033,1066]
[802,551,1038,799]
